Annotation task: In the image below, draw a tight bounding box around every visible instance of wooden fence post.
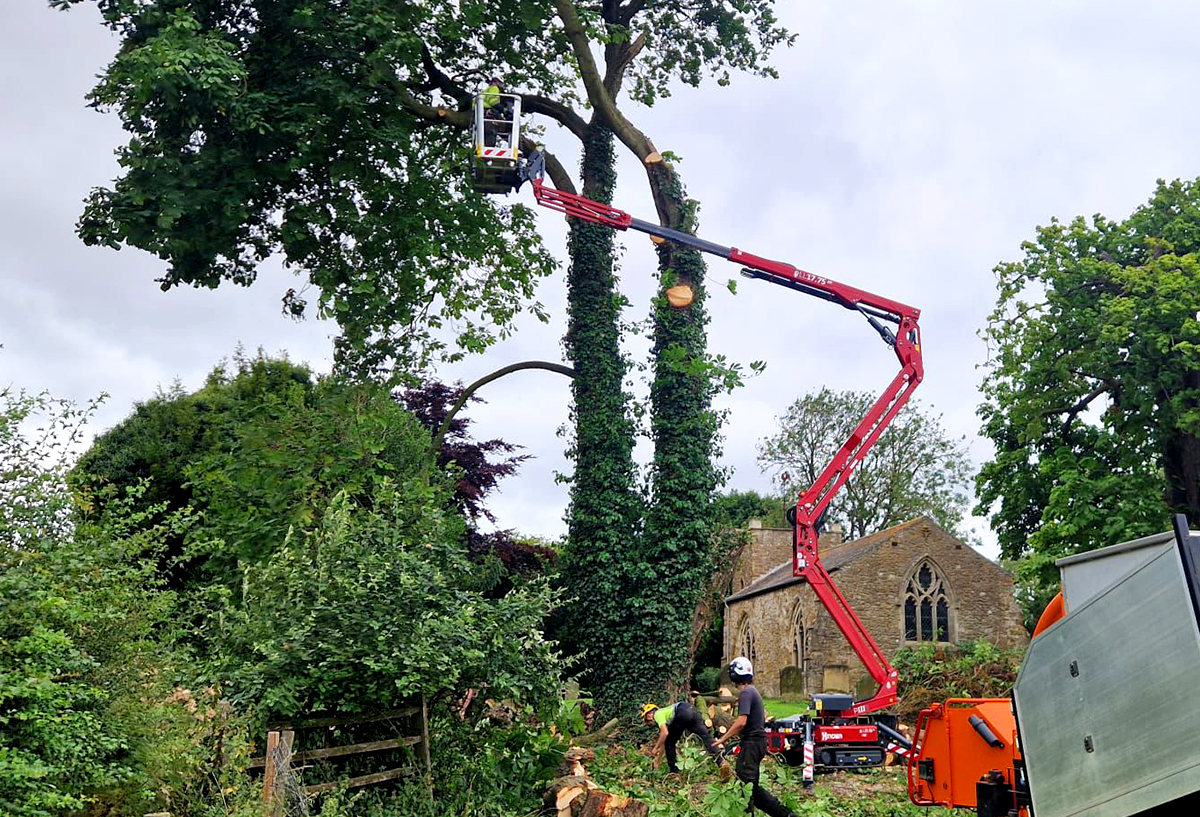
[262,729,295,817]
[421,693,433,800]
[262,730,280,808]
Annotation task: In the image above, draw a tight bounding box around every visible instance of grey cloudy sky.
[4,1,1200,554]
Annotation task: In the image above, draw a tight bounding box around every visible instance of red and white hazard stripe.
[886,741,911,759]
[479,147,513,158]
[802,740,815,783]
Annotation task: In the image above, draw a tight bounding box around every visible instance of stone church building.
[723,516,1027,698]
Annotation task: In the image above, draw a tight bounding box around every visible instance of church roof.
[725,516,930,605]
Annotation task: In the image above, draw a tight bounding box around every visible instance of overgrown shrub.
[1,388,259,817]
[208,483,562,720]
[1,389,142,814]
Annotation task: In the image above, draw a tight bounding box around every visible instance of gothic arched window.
[904,560,951,643]
[791,602,808,692]
[735,614,757,666]
[791,604,806,669]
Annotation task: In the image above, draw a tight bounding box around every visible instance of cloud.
[5,1,1200,557]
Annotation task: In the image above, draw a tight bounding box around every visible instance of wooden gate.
[252,696,432,814]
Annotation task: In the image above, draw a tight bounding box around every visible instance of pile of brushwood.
[894,640,1023,723]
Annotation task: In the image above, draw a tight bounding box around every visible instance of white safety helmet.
[729,656,753,681]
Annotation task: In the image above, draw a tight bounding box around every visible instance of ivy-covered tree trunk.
[641,176,719,702]
[558,123,642,708]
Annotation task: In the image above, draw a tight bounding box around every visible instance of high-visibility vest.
[483,84,501,108]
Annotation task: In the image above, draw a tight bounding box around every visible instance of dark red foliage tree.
[398,382,555,578]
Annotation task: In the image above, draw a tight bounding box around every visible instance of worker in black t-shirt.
[714,657,797,817]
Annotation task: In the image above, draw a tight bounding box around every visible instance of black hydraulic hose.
[857,306,897,347]
[876,721,912,751]
[628,217,733,258]
[969,715,1004,748]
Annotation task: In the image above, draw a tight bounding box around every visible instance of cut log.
[557,786,586,810]
[575,791,650,817]
[545,775,593,811]
[565,747,596,764]
[557,748,593,778]
[710,706,734,734]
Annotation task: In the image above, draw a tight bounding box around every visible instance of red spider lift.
[513,151,923,777]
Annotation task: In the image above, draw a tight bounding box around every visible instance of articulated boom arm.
[530,173,923,715]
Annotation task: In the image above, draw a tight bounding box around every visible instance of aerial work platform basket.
[471,92,522,194]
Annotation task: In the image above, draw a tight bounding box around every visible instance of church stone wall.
[724,518,1027,699]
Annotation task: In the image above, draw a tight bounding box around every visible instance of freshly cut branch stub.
[666,284,694,308]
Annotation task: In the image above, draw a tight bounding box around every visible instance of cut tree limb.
[572,718,620,747]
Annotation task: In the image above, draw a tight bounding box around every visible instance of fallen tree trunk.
[545,746,649,817]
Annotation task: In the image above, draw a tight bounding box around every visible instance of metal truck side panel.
[1014,541,1200,817]
[1056,531,1175,613]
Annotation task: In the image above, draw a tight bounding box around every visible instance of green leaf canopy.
[978,178,1200,584]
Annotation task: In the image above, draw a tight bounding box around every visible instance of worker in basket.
[481,76,514,147]
[714,658,797,817]
[641,699,733,781]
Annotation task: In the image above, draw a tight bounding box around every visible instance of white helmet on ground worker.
[728,656,754,683]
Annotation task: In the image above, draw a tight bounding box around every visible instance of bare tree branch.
[420,44,472,107]
[520,94,590,141]
[551,0,655,160]
[520,136,576,194]
[1050,378,1118,441]
[429,361,576,461]
[552,0,686,228]
[388,74,472,127]
[603,31,646,95]
[617,0,650,26]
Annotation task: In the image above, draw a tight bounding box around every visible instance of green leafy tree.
[0,388,200,816]
[75,352,544,591]
[52,0,792,714]
[758,387,973,540]
[977,178,1200,589]
[712,489,789,529]
[50,0,560,375]
[72,354,316,582]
